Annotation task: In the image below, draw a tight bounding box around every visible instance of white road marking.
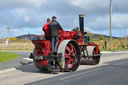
[0,68,16,74]
[23,58,33,61]
[0,72,23,78]
[101,51,112,53]
[115,51,128,53]
[59,68,102,80]
[101,51,128,54]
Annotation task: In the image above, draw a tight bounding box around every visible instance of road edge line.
[0,68,16,74]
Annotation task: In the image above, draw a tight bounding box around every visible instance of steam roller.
[29,15,101,72]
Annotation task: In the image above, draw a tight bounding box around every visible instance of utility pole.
[5,27,10,44]
[125,28,127,46]
[110,0,112,49]
[6,27,10,39]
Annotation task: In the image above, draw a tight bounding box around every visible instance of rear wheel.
[32,48,49,72]
[64,43,80,71]
[57,40,81,72]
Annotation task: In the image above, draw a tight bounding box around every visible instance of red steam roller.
[29,15,101,72]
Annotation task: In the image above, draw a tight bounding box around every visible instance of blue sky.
[0,0,128,39]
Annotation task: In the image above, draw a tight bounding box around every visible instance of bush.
[120,44,125,48]
[126,44,128,48]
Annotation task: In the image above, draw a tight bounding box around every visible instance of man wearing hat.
[49,16,63,53]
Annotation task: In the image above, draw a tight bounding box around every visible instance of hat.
[52,16,57,19]
[84,32,87,34]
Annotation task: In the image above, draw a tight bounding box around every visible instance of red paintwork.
[32,29,99,68]
[32,40,51,56]
[32,40,51,67]
[88,43,99,54]
[34,59,48,67]
[58,30,84,45]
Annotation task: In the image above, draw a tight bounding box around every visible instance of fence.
[0,40,128,50]
[0,42,34,50]
[95,40,128,50]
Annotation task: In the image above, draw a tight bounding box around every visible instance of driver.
[49,16,63,53]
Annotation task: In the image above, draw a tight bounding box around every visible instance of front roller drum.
[81,47,100,65]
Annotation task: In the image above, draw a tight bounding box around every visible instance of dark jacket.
[49,20,63,37]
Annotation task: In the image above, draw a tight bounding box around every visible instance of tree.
[72,27,79,32]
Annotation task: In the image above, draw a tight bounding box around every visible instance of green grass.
[0,52,19,63]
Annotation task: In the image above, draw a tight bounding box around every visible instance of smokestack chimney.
[79,14,84,35]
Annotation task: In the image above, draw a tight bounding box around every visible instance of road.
[26,58,128,85]
[0,51,32,70]
[0,51,128,85]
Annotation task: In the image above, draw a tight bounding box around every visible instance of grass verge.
[0,52,19,63]
[100,48,128,51]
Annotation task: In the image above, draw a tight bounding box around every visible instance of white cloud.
[0,0,47,9]
[112,14,128,28]
[86,13,128,31]
[0,0,128,38]
[69,0,109,11]
[0,26,7,39]
[0,26,25,38]
[24,16,31,22]
[15,8,26,15]
[86,15,109,30]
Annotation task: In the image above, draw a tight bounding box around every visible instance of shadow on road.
[16,62,52,74]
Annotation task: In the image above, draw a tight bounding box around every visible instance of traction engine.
[29,15,101,72]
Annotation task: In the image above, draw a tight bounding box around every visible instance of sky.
[0,0,128,39]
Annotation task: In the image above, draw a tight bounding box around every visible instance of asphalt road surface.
[26,58,128,85]
[0,51,128,85]
[0,51,32,70]
[0,50,127,70]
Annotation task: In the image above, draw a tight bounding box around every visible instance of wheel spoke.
[66,58,73,66]
[70,44,74,53]
[66,46,71,53]
[65,54,70,58]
